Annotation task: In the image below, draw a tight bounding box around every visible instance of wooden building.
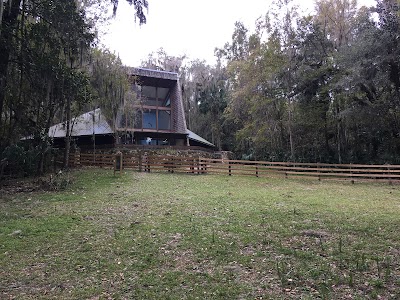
[49,68,215,150]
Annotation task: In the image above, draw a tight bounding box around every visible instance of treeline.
[157,0,400,164]
[219,0,400,164]
[0,0,147,175]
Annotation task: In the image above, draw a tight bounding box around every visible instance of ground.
[0,169,399,299]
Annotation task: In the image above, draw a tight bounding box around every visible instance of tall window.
[134,85,172,131]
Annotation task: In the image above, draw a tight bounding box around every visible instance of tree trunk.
[93,107,96,163]
[288,99,295,161]
[336,103,342,164]
[38,79,53,174]
[323,113,331,159]
[63,96,72,169]
[0,0,21,145]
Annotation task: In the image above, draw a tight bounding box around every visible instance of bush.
[0,143,58,177]
[42,170,73,190]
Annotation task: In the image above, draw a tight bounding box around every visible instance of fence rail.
[67,152,400,183]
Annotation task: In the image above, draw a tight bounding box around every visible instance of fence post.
[100,153,104,168]
[199,157,204,175]
[76,149,81,167]
[229,161,232,176]
[387,165,392,185]
[256,165,259,177]
[200,158,207,174]
[114,151,123,176]
[350,163,354,184]
[138,152,142,172]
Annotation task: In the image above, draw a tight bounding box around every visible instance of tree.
[0,0,149,174]
[197,66,228,150]
[0,1,95,173]
[291,16,336,161]
[215,0,400,163]
[0,0,148,145]
[111,0,148,23]
[314,0,358,48]
[90,49,136,141]
[141,48,186,72]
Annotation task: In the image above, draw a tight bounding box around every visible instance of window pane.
[158,87,169,100]
[158,110,171,130]
[157,87,169,106]
[162,97,171,107]
[159,138,169,145]
[141,86,157,106]
[143,109,156,129]
[142,86,156,98]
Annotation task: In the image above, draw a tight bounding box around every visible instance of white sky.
[101,0,376,67]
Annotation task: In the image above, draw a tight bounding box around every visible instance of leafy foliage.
[206,0,400,163]
[0,0,148,176]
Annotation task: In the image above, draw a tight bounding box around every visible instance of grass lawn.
[0,168,399,299]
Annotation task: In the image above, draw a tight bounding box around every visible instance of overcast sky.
[101,0,376,67]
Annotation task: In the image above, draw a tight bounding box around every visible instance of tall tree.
[2,1,94,173]
[0,0,149,173]
[197,66,228,150]
[90,49,136,137]
[315,0,358,48]
[0,0,148,148]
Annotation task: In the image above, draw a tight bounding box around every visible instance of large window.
[134,85,172,131]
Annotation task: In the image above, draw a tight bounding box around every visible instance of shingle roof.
[128,67,178,81]
[48,108,113,138]
[187,129,215,148]
[48,108,214,149]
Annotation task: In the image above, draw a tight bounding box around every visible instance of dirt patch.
[0,178,41,194]
[0,172,74,195]
[301,230,329,238]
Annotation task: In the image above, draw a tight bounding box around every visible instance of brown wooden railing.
[198,158,400,182]
[68,152,400,183]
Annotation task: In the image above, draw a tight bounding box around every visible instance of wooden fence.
[198,158,400,182]
[68,152,400,183]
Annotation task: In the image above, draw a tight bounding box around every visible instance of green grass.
[1,169,399,299]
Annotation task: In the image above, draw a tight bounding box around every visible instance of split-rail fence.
[66,152,400,183]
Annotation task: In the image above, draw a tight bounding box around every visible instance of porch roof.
[48,108,113,138]
[187,130,215,148]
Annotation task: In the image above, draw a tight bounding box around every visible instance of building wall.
[171,81,187,134]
